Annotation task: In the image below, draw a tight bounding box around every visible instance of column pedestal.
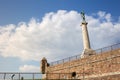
[81,49,95,58]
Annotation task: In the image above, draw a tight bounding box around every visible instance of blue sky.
[0,0,120,72]
[0,0,120,25]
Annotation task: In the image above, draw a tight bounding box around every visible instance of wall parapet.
[49,43,120,66]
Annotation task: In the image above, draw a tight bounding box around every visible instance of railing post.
[69,57,70,73]
[57,61,59,64]
[101,48,102,53]
[33,73,34,80]
[111,46,113,51]
[69,57,71,62]
[63,59,64,63]
[117,43,119,49]
[3,73,6,80]
[19,73,20,80]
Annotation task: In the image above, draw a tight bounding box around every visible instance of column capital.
[81,22,88,25]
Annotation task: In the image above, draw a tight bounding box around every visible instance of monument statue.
[80,11,95,58]
[81,11,86,22]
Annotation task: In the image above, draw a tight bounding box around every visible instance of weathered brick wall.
[88,74,120,80]
[46,49,120,79]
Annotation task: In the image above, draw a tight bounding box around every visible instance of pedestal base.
[81,49,96,58]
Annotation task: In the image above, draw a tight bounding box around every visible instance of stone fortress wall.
[41,12,120,79]
[45,44,120,79]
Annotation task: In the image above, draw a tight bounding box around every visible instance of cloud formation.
[0,10,120,62]
[19,65,39,72]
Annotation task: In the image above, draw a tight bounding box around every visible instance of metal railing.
[0,71,120,80]
[0,72,42,80]
[50,43,120,66]
[0,72,94,80]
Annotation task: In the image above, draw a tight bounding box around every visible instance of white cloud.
[19,65,39,72]
[0,10,120,62]
[98,11,106,17]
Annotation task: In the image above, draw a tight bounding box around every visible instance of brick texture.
[46,49,120,79]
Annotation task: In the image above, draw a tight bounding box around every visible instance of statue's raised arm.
[81,11,86,22]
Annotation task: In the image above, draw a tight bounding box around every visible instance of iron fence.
[0,72,42,80]
[50,43,120,66]
[0,71,120,80]
[0,72,92,80]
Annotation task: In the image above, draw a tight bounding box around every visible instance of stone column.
[81,22,91,50]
